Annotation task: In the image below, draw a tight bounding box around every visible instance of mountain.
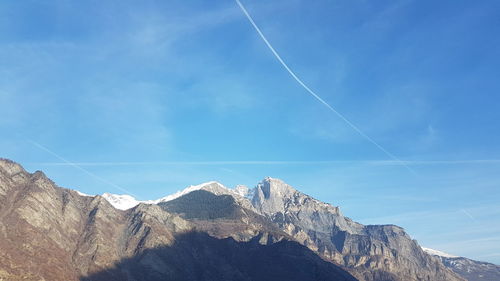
[250,177,463,281]
[423,247,500,281]
[0,158,356,281]
[0,158,470,281]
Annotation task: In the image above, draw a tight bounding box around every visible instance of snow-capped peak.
[101,193,141,211]
[153,181,228,203]
[234,185,256,200]
[422,247,459,258]
[99,181,235,211]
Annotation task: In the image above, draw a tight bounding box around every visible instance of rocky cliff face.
[0,158,194,280]
[251,177,464,281]
[0,159,356,281]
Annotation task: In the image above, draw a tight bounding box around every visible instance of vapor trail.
[29,140,137,197]
[235,0,415,174]
[28,159,500,166]
[461,209,475,221]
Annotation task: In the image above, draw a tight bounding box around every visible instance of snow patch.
[101,193,141,211]
[234,185,256,200]
[100,181,237,210]
[422,247,459,258]
[75,190,93,197]
[153,181,227,204]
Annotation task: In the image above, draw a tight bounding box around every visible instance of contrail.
[235,0,415,174]
[29,140,138,197]
[28,159,500,167]
[461,209,475,221]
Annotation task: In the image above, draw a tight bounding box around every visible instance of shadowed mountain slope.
[159,190,242,220]
[81,231,358,281]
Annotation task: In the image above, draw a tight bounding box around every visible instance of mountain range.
[0,158,498,281]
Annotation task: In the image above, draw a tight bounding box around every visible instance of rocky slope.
[423,248,500,281]
[0,159,356,281]
[250,177,464,281]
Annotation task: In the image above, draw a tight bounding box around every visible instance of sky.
[1,0,500,263]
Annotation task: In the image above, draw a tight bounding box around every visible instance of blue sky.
[1,0,500,263]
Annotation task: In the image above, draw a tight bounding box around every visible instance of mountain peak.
[155,181,229,203]
[251,177,300,215]
[101,193,140,210]
[0,158,25,176]
[257,177,296,199]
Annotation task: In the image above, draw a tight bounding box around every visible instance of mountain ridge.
[93,181,500,280]
[0,158,486,281]
[0,159,357,281]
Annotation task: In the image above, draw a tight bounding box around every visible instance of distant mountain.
[0,158,469,281]
[423,247,500,281]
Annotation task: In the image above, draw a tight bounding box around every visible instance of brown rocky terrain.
[0,159,356,281]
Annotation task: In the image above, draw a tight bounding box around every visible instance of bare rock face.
[0,158,192,280]
[251,177,465,281]
[0,159,357,281]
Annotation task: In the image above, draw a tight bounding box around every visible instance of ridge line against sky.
[235,0,415,174]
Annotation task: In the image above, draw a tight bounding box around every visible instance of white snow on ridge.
[98,181,238,211]
[233,185,255,200]
[75,190,93,197]
[152,181,227,204]
[101,193,142,211]
[422,247,459,258]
